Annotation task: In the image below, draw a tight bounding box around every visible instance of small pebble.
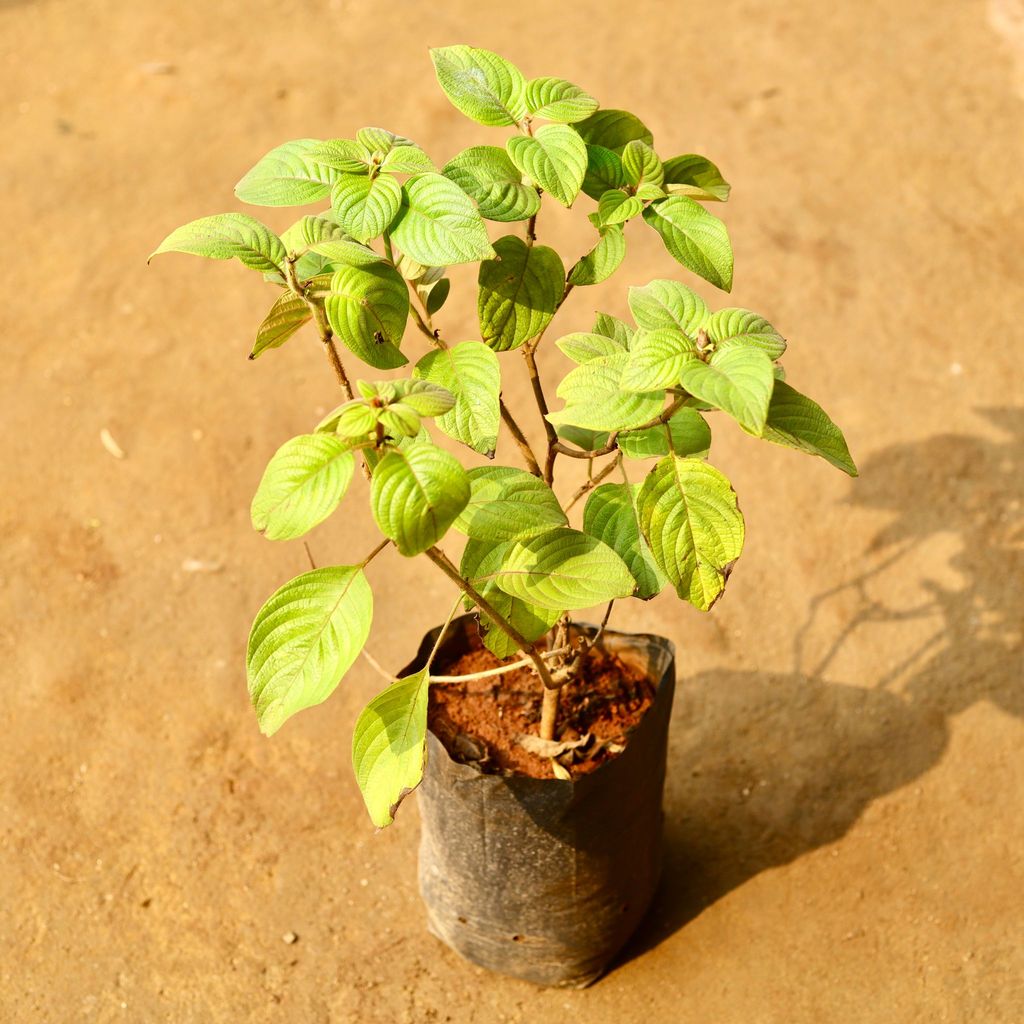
[282,931,298,945]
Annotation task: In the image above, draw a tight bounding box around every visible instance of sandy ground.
[2,0,1023,1020]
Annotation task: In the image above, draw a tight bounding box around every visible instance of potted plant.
[150,44,856,987]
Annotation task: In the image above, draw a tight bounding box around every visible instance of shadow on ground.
[614,408,1024,967]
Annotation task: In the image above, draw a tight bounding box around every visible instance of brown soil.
[429,629,656,779]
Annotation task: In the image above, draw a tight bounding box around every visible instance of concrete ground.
[2,0,1022,1020]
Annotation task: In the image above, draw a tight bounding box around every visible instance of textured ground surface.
[2,0,1023,1020]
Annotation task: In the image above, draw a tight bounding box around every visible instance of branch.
[564,452,622,512]
[499,398,543,476]
[424,546,558,691]
[552,395,689,460]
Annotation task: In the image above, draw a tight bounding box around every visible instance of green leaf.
[251,290,311,359]
[706,307,787,360]
[307,138,371,173]
[621,328,699,391]
[618,407,711,460]
[583,483,666,599]
[575,109,653,153]
[379,403,421,439]
[490,527,635,610]
[755,380,857,476]
[442,146,540,222]
[636,456,744,610]
[581,145,627,200]
[247,566,372,735]
[251,434,355,541]
[370,443,470,556]
[477,235,564,352]
[642,196,734,291]
[678,347,775,433]
[636,182,666,201]
[150,213,286,274]
[352,668,430,828]
[318,399,379,438]
[330,172,403,243]
[663,154,731,202]
[556,425,610,452]
[628,278,709,335]
[621,140,664,188]
[460,540,559,658]
[547,353,664,431]
[234,139,341,206]
[597,189,643,225]
[324,263,409,369]
[568,228,627,292]
[506,125,587,207]
[424,276,450,316]
[454,466,567,542]
[356,127,434,174]
[524,77,599,123]
[391,172,495,266]
[307,238,387,267]
[592,311,633,346]
[414,341,501,456]
[555,330,626,364]
[429,45,527,127]
[394,380,456,417]
[280,213,346,251]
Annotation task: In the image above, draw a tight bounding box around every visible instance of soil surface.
[429,629,656,778]
[3,1,1024,1021]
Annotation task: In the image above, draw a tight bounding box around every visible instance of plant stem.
[430,644,572,683]
[423,546,557,694]
[540,686,560,741]
[360,538,391,568]
[499,398,543,476]
[552,394,688,460]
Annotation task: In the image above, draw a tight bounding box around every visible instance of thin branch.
[360,647,393,681]
[430,644,573,683]
[499,398,543,476]
[360,538,391,568]
[553,395,689,460]
[424,546,558,691]
[564,453,622,512]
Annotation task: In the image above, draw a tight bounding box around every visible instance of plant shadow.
[612,407,1024,967]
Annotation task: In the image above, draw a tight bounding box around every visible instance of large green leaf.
[307,138,372,173]
[246,566,372,735]
[454,466,567,542]
[555,331,626,364]
[490,527,635,610]
[330,172,403,243]
[460,540,559,658]
[547,353,664,431]
[250,434,355,541]
[150,213,286,274]
[621,328,699,391]
[442,146,540,222]
[678,347,775,433]
[628,278,709,335]
[581,145,627,200]
[575,109,653,153]
[636,456,744,610]
[307,238,387,267]
[642,197,734,291]
[706,307,787,360]
[583,483,666,599]
[251,290,311,359]
[618,407,711,460]
[413,341,500,456]
[506,125,587,207]
[370,443,470,556]
[663,154,731,202]
[430,45,528,126]
[352,668,429,828]
[621,140,664,188]
[234,139,341,206]
[568,225,626,286]
[324,263,409,369]
[391,173,495,266]
[755,380,857,476]
[525,77,599,123]
[477,235,564,352]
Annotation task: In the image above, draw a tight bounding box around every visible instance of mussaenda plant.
[151,44,856,828]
